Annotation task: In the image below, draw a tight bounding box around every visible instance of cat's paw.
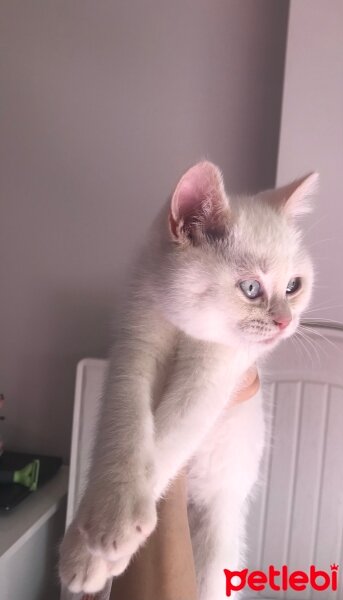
[59,523,128,594]
[76,481,158,561]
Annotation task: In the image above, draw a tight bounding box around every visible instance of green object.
[0,460,40,491]
[14,460,40,491]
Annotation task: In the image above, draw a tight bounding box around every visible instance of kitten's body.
[59,162,317,599]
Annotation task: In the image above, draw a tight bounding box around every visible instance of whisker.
[297,327,323,365]
[294,330,316,367]
[290,334,304,361]
[305,215,329,236]
[302,317,342,324]
[303,304,343,314]
[307,237,336,249]
[300,327,326,363]
[300,324,343,355]
[295,328,319,367]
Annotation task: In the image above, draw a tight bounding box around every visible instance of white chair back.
[246,322,343,599]
[65,358,108,528]
[62,359,108,600]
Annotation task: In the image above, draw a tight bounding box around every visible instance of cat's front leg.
[59,396,158,594]
[59,315,175,593]
[58,522,132,594]
[152,335,252,497]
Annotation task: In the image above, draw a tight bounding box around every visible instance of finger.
[234,370,260,404]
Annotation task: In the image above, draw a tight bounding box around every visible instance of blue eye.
[240,279,262,299]
[286,277,301,295]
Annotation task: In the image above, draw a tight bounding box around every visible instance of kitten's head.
[155,161,317,351]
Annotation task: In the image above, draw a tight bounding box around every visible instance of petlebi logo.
[224,564,339,596]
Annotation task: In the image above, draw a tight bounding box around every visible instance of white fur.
[59,162,315,598]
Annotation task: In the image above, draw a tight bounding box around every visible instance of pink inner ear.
[176,180,201,217]
[171,161,224,222]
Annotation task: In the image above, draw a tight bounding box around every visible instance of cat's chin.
[243,333,284,352]
[250,338,280,352]
[255,327,298,349]
[259,337,279,346]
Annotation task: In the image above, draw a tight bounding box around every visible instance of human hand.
[232,365,260,405]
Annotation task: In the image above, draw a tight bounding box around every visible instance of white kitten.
[59,161,317,598]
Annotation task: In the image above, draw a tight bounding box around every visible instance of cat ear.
[169,161,230,242]
[262,172,319,218]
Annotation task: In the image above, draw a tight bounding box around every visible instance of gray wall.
[277,0,343,324]
[1,1,289,461]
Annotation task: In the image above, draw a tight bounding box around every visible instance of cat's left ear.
[169,161,230,243]
[262,172,319,218]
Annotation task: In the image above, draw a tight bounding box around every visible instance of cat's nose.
[273,316,292,330]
